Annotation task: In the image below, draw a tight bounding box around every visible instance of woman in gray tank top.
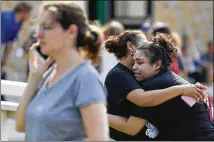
[15,1,109,141]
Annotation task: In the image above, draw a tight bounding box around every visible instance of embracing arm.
[107,70,205,108]
[127,84,205,107]
[108,114,147,136]
[81,103,109,141]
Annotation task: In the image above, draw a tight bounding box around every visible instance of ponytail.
[105,30,146,59]
[150,33,177,56]
[105,36,119,54]
[79,25,103,66]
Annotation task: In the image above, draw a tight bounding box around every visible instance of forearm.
[140,86,182,107]
[108,114,129,134]
[81,104,109,141]
[16,74,42,132]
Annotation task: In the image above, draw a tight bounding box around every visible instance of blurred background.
[1,0,213,82]
[1,1,213,140]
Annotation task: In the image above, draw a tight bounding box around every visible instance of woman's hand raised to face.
[180,83,207,103]
[28,42,54,77]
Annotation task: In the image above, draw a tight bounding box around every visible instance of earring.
[131,52,134,56]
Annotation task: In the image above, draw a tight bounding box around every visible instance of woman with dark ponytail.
[16,1,108,141]
[108,34,214,140]
[79,24,104,72]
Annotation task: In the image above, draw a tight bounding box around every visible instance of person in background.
[199,40,213,84]
[181,34,202,83]
[171,31,186,78]
[1,2,32,79]
[1,2,32,101]
[105,30,206,141]
[15,1,108,141]
[108,34,213,141]
[196,41,213,120]
[141,21,152,40]
[103,20,125,40]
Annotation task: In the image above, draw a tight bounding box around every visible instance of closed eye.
[137,61,144,65]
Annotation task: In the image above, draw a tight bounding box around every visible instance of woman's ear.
[67,24,78,39]
[127,42,135,56]
[154,60,162,71]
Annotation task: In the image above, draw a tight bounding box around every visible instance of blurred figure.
[152,22,171,36]
[198,40,213,84]
[1,2,32,101]
[100,20,125,83]
[171,32,182,56]
[1,2,32,79]
[16,1,108,141]
[171,31,186,78]
[103,20,125,40]
[141,21,152,40]
[89,19,102,28]
[182,34,202,83]
[199,41,213,122]
[79,24,104,72]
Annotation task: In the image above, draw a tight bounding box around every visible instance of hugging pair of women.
[105,30,214,141]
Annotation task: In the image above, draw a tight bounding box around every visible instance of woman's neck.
[54,48,84,74]
[119,57,133,70]
[141,70,161,82]
[153,70,161,77]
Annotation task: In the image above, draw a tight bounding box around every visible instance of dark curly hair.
[105,30,147,59]
[137,34,177,72]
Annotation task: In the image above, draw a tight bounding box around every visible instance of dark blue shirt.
[139,70,214,141]
[1,11,22,44]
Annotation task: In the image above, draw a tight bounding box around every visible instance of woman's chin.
[40,49,49,56]
[135,75,142,81]
[136,78,142,81]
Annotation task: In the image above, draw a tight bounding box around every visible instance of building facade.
[1,1,213,82]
